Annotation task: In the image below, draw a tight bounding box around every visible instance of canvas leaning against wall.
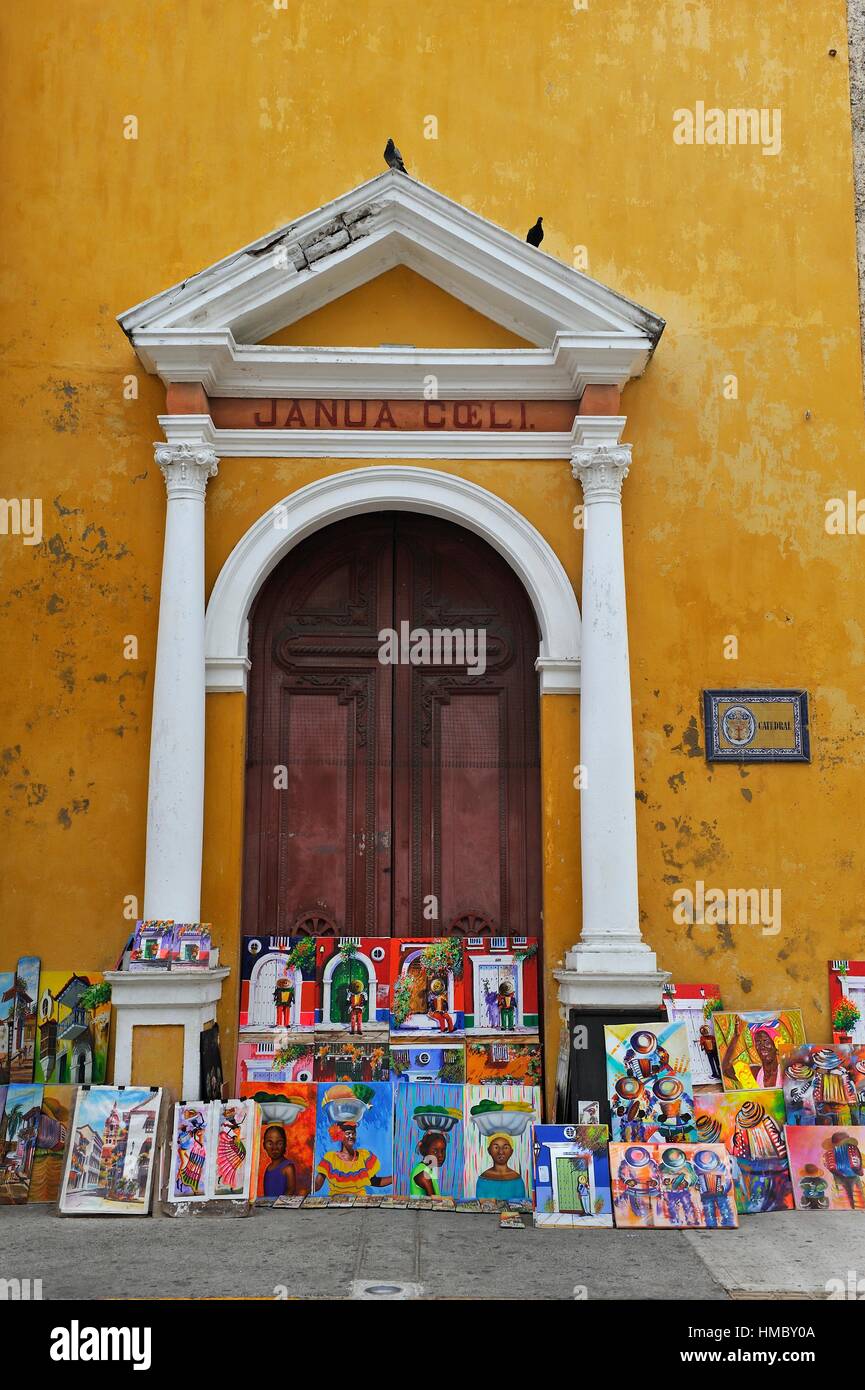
[34,972,111,1085]
[393,1082,464,1199]
[604,1021,697,1144]
[464,1083,540,1204]
[610,1142,739,1229]
[59,1087,161,1216]
[713,1010,806,1090]
[532,1124,613,1228]
[780,1044,865,1126]
[694,1088,793,1214]
[785,1125,865,1211]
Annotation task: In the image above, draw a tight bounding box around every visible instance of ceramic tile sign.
[604,1021,697,1144]
[315,939,392,1035]
[462,937,539,1034]
[390,1043,465,1086]
[9,956,40,1081]
[713,1010,806,1091]
[34,972,111,1086]
[59,1086,161,1215]
[0,1082,44,1204]
[314,1037,390,1083]
[465,1037,542,1087]
[235,1033,315,1092]
[239,935,317,1032]
[532,1124,613,1228]
[694,1089,793,1214]
[464,1084,541,1204]
[662,982,723,1086]
[245,1083,316,1200]
[390,937,465,1036]
[828,960,865,1046]
[703,689,810,762]
[393,1083,464,1199]
[610,1142,739,1229]
[168,1102,213,1202]
[0,972,15,1084]
[785,1125,865,1211]
[30,1085,77,1205]
[128,920,174,971]
[780,1044,865,1126]
[314,1082,394,1197]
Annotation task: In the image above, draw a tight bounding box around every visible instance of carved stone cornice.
[154,442,218,499]
[571,444,631,504]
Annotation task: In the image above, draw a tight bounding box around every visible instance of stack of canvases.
[0,955,112,1208]
[234,934,542,1204]
[537,962,865,1230]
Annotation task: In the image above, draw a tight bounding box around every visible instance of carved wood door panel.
[242,512,541,939]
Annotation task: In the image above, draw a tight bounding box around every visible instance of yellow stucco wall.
[2,1,864,1104]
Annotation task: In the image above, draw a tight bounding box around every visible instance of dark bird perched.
[526,217,544,247]
[384,138,407,173]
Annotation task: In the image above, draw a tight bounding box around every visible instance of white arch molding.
[203,466,582,696]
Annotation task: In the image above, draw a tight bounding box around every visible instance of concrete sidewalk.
[1,1206,862,1300]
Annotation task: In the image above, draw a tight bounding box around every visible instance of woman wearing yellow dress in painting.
[314,1085,392,1197]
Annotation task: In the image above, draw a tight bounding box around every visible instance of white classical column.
[143,441,218,922]
[556,418,668,1009]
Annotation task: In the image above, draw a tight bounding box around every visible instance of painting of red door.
[241,512,542,940]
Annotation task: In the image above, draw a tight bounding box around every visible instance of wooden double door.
[242,512,541,939]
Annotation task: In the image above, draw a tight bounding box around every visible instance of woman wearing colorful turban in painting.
[721,1015,795,1089]
[474,1132,526,1200]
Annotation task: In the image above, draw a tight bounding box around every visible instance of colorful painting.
[462,937,539,1034]
[785,1125,865,1211]
[780,1044,865,1126]
[128,920,174,971]
[662,982,723,1086]
[828,961,865,1046]
[604,1021,697,1143]
[0,1082,44,1204]
[0,972,14,1084]
[532,1124,613,1227]
[212,1099,255,1200]
[465,1037,542,1086]
[9,957,40,1081]
[390,937,465,1035]
[694,1088,793,1213]
[314,1036,389,1082]
[168,1102,213,1202]
[390,1043,464,1085]
[315,938,392,1034]
[29,1085,77,1204]
[59,1086,161,1215]
[393,1083,464,1198]
[314,1082,394,1196]
[239,935,317,1031]
[578,1101,601,1125]
[464,1084,540,1203]
[610,1141,739,1229]
[33,972,111,1085]
[245,1083,316,1200]
[236,1032,315,1091]
[172,923,211,969]
[713,1010,806,1090]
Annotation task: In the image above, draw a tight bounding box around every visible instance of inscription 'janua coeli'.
[207,398,579,432]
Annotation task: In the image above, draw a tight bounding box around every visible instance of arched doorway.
[241,512,542,940]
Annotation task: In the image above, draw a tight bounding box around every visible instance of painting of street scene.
[59,1086,162,1215]
[34,972,111,1085]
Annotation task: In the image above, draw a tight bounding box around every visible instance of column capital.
[571,443,632,504]
[154,441,218,499]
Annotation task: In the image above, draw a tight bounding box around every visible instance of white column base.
[555,943,670,1011]
[105,968,230,1099]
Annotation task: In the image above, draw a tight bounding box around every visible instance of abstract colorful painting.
[315,938,392,1034]
[235,1033,315,1091]
[393,1083,464,1198]
[239,935,317,1031]
[662,982,723,1086]
[610,1142,739,1228]
[9,957,40,1081]
[465,1038,542,1086]
[212,1099,255,1200]
[390,937,465,1035]
[785,1125,865,1211]
[240,1082,316,1199]
[59,1086,161,1215]
[0,973,14,1084]
[780,1044,865,1126]
[29,1085,77,1205]
[128,920,174,971]
[314,1082,394,1196]
[532,1124,613,1227]
[0,1082,44,1204]
[168,1102,213,1202]
[390,1043,464,1085]
[604,1021,697,1143]
[464,1084,541,1203]
[314,1036,389,1083]
[462,937,539,1034]
[34,972,111,1085]
[828,961,865,1046]
[713,1010,806,1090]
[694,1088,793,1213]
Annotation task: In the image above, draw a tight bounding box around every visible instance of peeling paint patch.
[44,380,81,434]
[741,787,752,802]
[668,771,686,792]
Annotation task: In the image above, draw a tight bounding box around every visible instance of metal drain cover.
[350,1280,424,1300]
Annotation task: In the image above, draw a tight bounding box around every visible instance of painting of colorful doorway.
[462,938,539,1034]
[694,1088,793,1214]
[315,939,392,1034]
[390,938,464,1036]
[239,936,317,1032]
[393,1082,464,1199]
[532,1124,613,1227]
